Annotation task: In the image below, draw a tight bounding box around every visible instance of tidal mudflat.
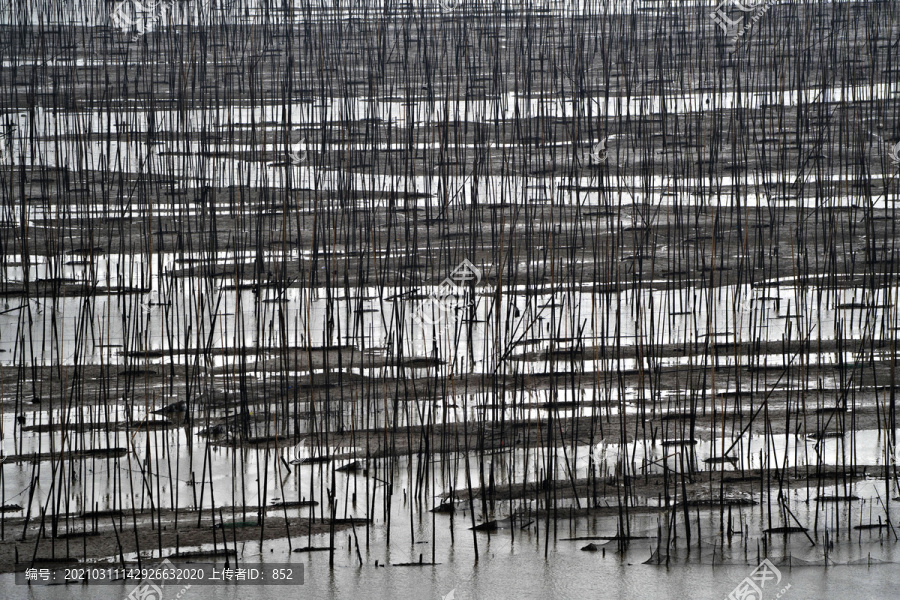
[0,1,899,598]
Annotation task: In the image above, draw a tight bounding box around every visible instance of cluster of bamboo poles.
[0,0,896,573]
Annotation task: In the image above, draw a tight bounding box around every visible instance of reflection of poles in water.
[591,440,621,479]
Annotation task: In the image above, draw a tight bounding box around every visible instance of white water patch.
[1,278,898,367]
